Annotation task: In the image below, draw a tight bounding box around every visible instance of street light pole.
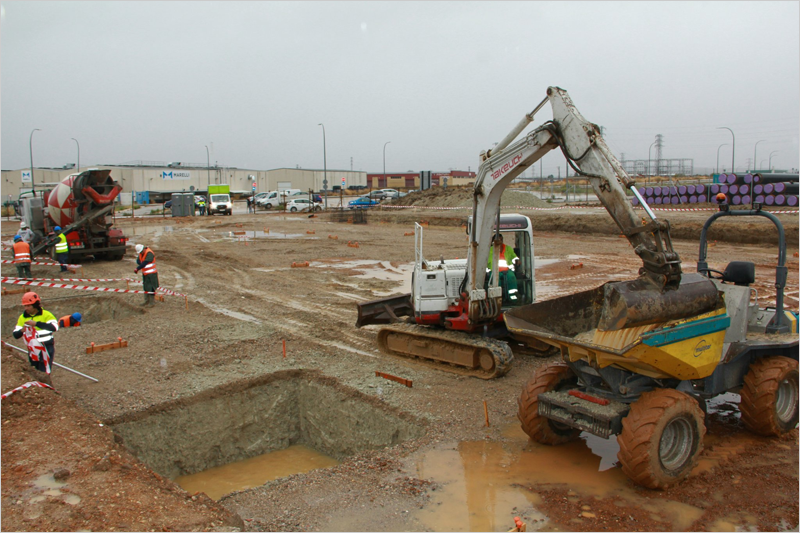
[205,145,211,191]
[71,137,80,173]
[383,141,391,195]
[753,140,766,172]
[29,129,41,197]
[717,127,735,174]
[716,143,728,174]
[769,150,779,171]
[318,123,327,209]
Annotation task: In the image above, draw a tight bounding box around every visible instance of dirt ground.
[1,196,798,532]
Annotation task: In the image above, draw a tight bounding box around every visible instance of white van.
[257,189,302,209]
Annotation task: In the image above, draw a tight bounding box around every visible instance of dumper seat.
[722,261,755,286]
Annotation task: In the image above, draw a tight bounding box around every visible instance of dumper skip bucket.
[504,274,729,380]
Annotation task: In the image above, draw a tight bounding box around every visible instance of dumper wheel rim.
[517,363,579,445]
[740,356,799,436]
[617,388,705,490]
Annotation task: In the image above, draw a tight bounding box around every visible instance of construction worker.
[53,226,70,274]
[12,292,58,384]
[198,197,206,216]
[486,233,519,303]
[58,312,82,329]
[19,222,38,258]
[134,243,159,306]
[12,235,32,279]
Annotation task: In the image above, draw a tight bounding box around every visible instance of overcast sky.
[2,1,798,177]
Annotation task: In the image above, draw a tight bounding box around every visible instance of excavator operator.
[486,233,519,303]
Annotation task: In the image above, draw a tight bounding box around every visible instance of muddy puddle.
[312,260,414,296]
[176,444,339,500]
[226,230,314,240]
[123,224,175,237]
[407,421,762,531]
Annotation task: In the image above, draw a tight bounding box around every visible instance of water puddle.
[226,230,311,240]
[33,473,66,490]
[310,260,414,296]
[124,224,175,237]
[408,421,760,531]
[534,257,560,268]
[175,444,339,500]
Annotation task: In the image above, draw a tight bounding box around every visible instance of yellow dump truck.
[507,207,798,489]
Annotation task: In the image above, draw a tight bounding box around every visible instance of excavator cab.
[468,214,536,308]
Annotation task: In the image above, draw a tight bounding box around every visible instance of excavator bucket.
[599,273,721,331]
[356,294,413,328]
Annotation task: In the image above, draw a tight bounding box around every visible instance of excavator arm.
[466,86,717,329]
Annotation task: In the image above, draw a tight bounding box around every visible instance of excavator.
[356,86,720,379]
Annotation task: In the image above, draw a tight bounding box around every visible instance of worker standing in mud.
[53,226,70,275]
[134,243,159,307]
[12,292,58,385]
[12,235,32,279]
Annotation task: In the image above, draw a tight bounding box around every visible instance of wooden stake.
[484,400,490,427]
[282,339,286,359]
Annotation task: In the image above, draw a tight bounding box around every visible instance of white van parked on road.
[256,189,302,209]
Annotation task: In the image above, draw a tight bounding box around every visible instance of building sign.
[21,171,32,183]
[162,171,191,180]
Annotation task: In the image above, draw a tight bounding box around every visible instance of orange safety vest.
[138,248,157,275]
[58,316,80,328]
[13,241,31,264]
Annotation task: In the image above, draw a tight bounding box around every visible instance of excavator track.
[376,323,514,379]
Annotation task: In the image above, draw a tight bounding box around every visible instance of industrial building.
[2,164,368,204]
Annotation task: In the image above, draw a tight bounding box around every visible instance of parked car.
[365,190,387,201]
[194,195,206,206]
[348,196,380,209]
[286,198,323,212]
[313,194,323,203]
[249,192,269,204]
[164,200,172,209]
[379,188,400,199]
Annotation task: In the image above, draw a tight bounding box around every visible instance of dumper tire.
[740,356,799,436]
[617,389,705,489]
[517,363,580,445]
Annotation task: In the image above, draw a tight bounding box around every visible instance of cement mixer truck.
[21,169,128,263]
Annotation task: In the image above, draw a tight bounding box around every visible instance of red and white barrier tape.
[1,381,55,400]
[1,278,157,295]
[1,277,187,298]
[3,277,126,282]
[1,260,81,267]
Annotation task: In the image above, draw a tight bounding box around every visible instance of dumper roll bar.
[697,205,790,334]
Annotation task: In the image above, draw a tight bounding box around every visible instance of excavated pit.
[106,369,426,480]
[1,294,144,333]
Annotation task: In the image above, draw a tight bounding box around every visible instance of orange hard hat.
[716,193,727,203]
[22,292,40,306]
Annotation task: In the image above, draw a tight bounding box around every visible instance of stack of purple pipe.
[630,173,799,208]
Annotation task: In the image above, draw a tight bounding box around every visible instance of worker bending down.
[134,243,159,307]
[13,292,58,384]
[58,313,82,329]
[486,233,519,303]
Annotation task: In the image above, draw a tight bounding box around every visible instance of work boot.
[141,294,150,306]
[147,294,156,307]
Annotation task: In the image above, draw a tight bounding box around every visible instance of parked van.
[257,189,302,209]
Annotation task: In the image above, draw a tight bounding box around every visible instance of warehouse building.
[1,164,367,205]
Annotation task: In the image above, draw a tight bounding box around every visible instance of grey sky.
[2,1,798,176]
